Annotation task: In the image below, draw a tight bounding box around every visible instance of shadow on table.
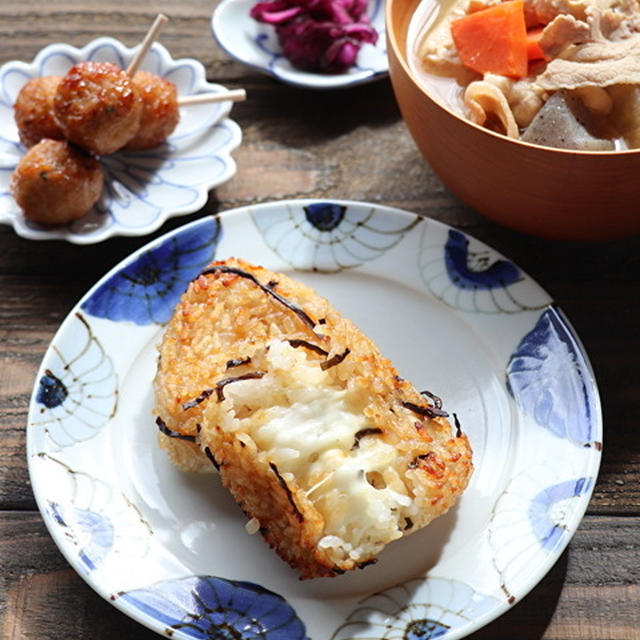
[236,76,402,144]
[468,550,568,639]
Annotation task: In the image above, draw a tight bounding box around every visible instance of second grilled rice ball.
[154,257,473,579]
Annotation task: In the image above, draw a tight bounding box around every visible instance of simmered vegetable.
[451,1,528,78]
[525,26,548,62]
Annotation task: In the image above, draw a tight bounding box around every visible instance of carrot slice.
[526,26,549,61]
[451,0,528,78]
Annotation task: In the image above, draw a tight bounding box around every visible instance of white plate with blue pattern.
[0,38,242,244]
[211,0,388,89]
[27,200,602,639]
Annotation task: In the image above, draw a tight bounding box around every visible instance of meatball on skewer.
[126,81,248,149]
[53,61,143,156]
[14,76,65,147]
[10,139,103,225]
[125,70,179,150]
[51,14,169,156]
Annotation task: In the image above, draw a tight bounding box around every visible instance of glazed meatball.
[125,70,180,149]
[10,139,104,225]
[53,61,143,155]
[14,76,64,147]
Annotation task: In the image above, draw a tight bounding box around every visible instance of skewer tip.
[177,88,247,106]
[126,13,170,76]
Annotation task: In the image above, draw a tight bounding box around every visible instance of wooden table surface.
[1,2,639,639]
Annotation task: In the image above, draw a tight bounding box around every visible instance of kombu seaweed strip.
[420,389,443,409]
[453,412,463,437]
[226,356,252,369]
[269,462,304,522]
[216,371,266,401]
[351,427,383,449]
[182,388,214,410]
[201,264,317,330]
[204,446,221,470]
[402,400,449,419]
[287,339,329,356]
[321,348,350,370]
[156,416,196,442]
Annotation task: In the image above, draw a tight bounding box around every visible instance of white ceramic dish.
[211,0,388,89]
[0,37,241,244]
[27,199,602,639]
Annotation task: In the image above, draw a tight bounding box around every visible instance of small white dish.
[27,199,602,639]
[0,37,242,244]
[211,0,388,89]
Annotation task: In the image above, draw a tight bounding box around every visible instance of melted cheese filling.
[222,340,412,561]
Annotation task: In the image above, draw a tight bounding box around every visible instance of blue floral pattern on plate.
[506,306,600,447]
[50,502,114,572]
[31,313,118,448]
[419,225,550,313]
[530,477,593,549]
[26,201,602,640]
[211,0,387,90]
[331,577,501,639]
[444,229,521,290]
[118,576,309,640]
[81,216,221,325]
[489,462,596,603]
[251,201,421,271]
[36,454,152,580]
[0,38,241,243]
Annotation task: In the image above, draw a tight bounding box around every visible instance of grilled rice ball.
[53,61,143,155]
[124,70,179,150]
[153,258,473,579]
[10,139,103,225]
[14,76,65,148]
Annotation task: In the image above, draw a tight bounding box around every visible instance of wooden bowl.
[386,0,640,241]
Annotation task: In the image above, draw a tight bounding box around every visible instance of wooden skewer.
[177,89,247,106]
[123,15,247,107]
[126,13,169,76]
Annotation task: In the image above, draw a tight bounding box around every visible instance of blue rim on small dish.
[27,199,602,639]
[211,0,388,89]
[0,37,242,244]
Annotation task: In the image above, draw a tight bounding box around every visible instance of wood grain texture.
[0,514,638,639]
[1,1,639,638]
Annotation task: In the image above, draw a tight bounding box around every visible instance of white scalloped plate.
[0,37,241,244]
[211,0,388,89]
[27,200,602,639]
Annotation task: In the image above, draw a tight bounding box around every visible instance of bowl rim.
[385,0,640,158]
